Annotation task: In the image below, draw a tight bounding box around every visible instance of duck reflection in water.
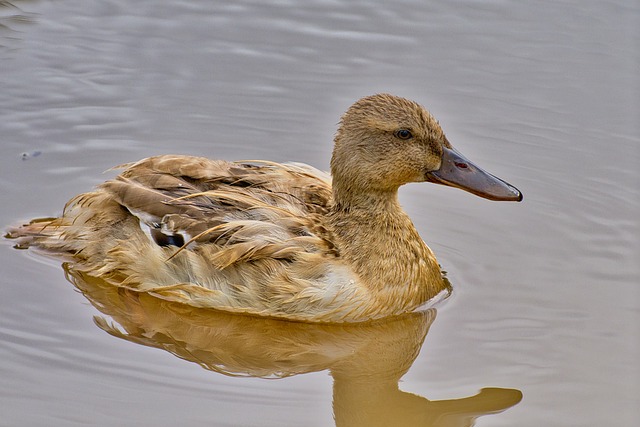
[66,267,522,427]
[7,93,523,424]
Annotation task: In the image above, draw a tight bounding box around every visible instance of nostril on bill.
[454,161,468,169]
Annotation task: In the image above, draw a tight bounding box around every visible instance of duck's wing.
[10,155,334,257]
[97,154,331,250]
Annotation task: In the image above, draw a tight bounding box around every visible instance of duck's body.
[9,94,521,323]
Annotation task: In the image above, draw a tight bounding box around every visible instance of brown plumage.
[7,94,522,323]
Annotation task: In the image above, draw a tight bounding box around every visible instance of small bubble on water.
[20,151,42,161]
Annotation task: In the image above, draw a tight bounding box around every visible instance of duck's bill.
[426,147,523,202]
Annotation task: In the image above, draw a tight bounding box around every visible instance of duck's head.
[331,94,522,206]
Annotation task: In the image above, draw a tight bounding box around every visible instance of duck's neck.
[328,188,445,310]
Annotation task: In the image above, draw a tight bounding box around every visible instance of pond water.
[1,0,638,426]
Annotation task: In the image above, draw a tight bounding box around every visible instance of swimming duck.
[9,94,522,323]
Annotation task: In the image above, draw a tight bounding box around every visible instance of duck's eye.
[394,129,413,140]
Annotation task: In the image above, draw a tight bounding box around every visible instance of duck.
[8,94,522,323]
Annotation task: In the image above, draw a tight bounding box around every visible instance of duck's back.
[11,155,376,322]
[107,155,334,252]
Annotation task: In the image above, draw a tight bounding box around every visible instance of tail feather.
[5,217,75,253]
